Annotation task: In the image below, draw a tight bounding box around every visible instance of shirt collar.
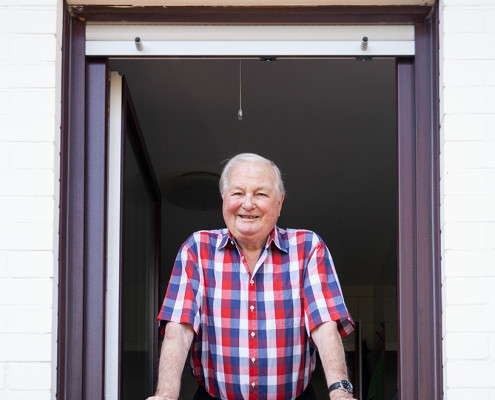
[267,226,289,253]
[218,226,289,253]
[218,230,232,249]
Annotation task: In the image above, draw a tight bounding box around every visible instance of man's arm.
[311,321,357,400]
[146,321,195,400]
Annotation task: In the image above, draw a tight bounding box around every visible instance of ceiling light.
[164,172,221,211]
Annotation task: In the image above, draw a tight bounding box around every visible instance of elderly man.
[148,153,355,400]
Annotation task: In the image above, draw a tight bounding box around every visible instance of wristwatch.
[328,380,353,395]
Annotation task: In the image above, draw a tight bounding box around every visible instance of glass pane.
[121,130,155,400]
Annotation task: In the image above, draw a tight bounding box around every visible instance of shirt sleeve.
[302,237,354,338]
[157,234,203,335]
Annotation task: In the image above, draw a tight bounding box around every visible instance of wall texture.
[440,0,495,399]
[0,0,60,399]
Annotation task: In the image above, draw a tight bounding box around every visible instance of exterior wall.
[440,0,495,399]
[0,0,61,399]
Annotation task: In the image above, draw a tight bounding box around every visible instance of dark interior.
[110,57,398,400]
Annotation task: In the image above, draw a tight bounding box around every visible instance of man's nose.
[242,194,255,209]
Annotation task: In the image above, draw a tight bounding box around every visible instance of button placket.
[248,275,258,399]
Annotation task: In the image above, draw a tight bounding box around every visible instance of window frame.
[58,3,441,400]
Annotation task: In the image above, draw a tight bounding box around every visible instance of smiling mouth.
[239,215,259,220]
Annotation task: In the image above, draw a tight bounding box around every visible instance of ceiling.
[110,57,397,287]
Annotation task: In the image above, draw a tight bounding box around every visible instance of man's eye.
[257,193,267,197]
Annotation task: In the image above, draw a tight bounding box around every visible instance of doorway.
[109,57,398,400]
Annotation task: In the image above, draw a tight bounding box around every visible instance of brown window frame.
[58,3,441,399]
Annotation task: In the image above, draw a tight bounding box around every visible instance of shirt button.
[251,332,255,338]
[241,256,245,260]
[251,357,256,363]
[250,305,255,312]
[252,382,256,388]
[250,280,254,286]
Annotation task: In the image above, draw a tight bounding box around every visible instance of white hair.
[219,153,285,200]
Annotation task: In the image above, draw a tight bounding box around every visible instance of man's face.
[222,161,284,251]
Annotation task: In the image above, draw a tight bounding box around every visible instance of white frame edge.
[105,71,123,400]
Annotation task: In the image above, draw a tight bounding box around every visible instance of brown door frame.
[58,3,441,400]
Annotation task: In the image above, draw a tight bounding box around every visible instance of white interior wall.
[440,0,495,399]
[341,285,397,353]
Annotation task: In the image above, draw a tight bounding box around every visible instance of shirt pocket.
[274,283,301,329]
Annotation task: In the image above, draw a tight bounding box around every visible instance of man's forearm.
[311,321,355,400]
[154,322,194,400]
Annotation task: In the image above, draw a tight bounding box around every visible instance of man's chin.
[235,227,258,237]
[234,226,262,240]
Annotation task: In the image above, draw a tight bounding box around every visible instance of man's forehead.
[229,182,274,191]
[228,162,276,186]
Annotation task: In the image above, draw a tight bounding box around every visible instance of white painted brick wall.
[6,363,52,390]
[441,0,495,399]
[0,0,60,399]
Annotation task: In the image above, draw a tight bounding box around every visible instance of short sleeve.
[303,238,354,338]
[157,235,203,335]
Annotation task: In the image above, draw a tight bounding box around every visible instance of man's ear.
[278,194,285,215]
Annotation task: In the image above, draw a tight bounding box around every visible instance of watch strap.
[328,380,353,394]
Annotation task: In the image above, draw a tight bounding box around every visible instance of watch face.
[341,380,353,392]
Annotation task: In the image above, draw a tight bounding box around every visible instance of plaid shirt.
[158,226,354,400]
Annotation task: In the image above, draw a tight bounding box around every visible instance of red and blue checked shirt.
[157,226,354,400]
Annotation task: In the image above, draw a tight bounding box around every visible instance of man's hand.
[329,390,356,400]
[145,397,175,400]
